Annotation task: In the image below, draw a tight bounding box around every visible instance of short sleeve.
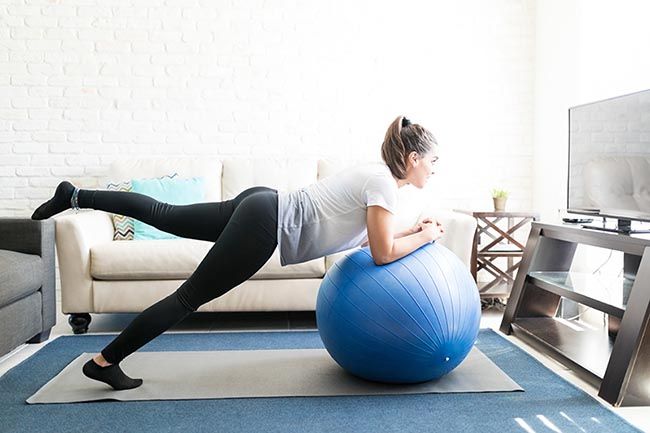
[364,174,398,214]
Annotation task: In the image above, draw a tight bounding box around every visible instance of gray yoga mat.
[27,347,523,404]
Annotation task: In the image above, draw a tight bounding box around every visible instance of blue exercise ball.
[316,242,481,384]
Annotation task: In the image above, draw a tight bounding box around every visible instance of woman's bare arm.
[394,227,416,239]
[366,206,440,265]
[384,231,433,264]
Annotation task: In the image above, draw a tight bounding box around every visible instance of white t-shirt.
[276,162,399,266]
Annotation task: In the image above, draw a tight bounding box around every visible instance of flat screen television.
[567,88,650,234]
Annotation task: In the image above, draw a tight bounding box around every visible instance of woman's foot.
[82,355,143,390]
[31,181,76,220]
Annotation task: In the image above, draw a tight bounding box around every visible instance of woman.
[31,115,443,390]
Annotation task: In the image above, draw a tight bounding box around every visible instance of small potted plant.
[491,188,509,211]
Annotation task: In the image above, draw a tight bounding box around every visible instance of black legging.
[76,186,278,364]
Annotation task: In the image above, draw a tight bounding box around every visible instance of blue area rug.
[0,328,641,433]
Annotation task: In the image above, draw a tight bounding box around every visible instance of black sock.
[31,181,76,220]
[82,358,143,390]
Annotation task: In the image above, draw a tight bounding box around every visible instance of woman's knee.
[233,191,278,236]
[233,187,276,208]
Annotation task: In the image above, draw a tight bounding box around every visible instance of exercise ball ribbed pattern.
[316,242,481,384]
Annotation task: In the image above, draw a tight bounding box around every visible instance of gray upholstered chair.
[0,218,56,358]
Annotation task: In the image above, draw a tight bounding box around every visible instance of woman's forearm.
[361,227,416,248]
[394,227,415,239]
[384,231,431,264]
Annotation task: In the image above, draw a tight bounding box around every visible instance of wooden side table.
[454,210,540,298]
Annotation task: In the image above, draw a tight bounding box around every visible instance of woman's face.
[407,149,439,189]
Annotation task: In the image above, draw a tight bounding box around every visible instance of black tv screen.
[567,89,650,223]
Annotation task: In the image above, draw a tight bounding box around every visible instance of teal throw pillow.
[130,176,206,240]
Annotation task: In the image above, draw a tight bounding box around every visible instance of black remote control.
[562,217,594,224]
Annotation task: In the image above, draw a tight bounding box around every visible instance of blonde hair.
[380,115,437,179]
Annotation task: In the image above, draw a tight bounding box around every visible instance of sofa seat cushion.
[0,250,43,307]
[90,239,325,281]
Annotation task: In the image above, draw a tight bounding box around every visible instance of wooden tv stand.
[500,221,650,407]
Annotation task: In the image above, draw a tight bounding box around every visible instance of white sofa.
[53,157,477,333]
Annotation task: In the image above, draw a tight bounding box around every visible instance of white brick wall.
[0,0,536,217]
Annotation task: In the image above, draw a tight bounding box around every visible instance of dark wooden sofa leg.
[68,313,92,334]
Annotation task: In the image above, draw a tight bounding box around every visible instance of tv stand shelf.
[512,317,614,379]
[500,222,650,407]
[526,272,629,318]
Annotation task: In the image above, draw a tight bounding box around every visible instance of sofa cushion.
[103,158,223,202]
[221,157,319,200]
[90,239,325,281]
[0,290,42,358]
[0,250,43,307]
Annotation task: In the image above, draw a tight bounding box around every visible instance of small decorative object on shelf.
[491,188,509,211]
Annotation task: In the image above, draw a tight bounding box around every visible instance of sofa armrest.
[0,217,56,330]
[54,210,114,314]
[420,209,477,269]
[0,217,54,257]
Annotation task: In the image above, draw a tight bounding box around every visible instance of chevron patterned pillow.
[106,173,179,241]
